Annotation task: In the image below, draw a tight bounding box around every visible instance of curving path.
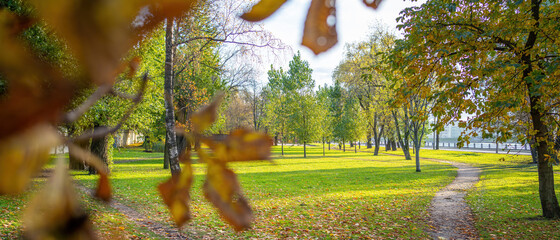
[425,159,480,239]
[74,184,190,240]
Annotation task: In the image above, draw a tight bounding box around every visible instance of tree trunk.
[68,126,88,171]
[164,18,180,177]
[391,139,397,151]
[281,136,284,156]
[435,130,440,150]
[354,142,357,153]
[385,138,390,151]
[163,142,170,169]
[529,99,560,218]
[89,129,109,175]
[328,141,330,150]
[70,137,89,170]
[343,138,345,152]
[373,137,380,156]
[415,145,421,172]
[323,138,325,156]
[304,141,306,158]
[367,132,372,149]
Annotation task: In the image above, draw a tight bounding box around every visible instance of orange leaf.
[302,0,338,55]
[203,163,253,231]
[362,0,383,9]
[241,0,288,22]
[95,174,112,202]
[202,128,273,163]
[190,93,224,133]
[23,158,95,239]
[67,143,112,202]
[0,124,61,195]
[157,163,193,227]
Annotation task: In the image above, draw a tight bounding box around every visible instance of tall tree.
[163,18,181,176]
[394,0,560,217]
[286,52,317,158]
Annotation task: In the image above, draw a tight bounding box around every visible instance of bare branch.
[68,73,149,142]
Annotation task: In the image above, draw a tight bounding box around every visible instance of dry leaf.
[202,128,273,163]
[0,11,75,140]
[204,163,253,231]
[158,162,193,227]
[191,93,224,133]
[67,143,112,202]
[302,0,338,55]
[23,158,96,240]
[0,124,61,195]
[362,0,383,9]
[240,0,288,22]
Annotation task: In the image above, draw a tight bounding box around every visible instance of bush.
[152,141,165,153]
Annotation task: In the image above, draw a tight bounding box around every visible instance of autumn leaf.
[0,124,61,195]
[362,0,383,9]
[28,0,197,86]
[204,163,253,231]
[0,11,75,140]
[23,158,95,240]
[157,162,193,227]
[201,128,273,163]
[190,93,224,133]
[302,0,338,55]
[240,0,288,22]
[67,143,112,202]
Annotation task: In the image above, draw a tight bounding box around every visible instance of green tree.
[394,0,560,217]
[286,52,317,158]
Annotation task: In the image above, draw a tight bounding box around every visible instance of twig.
[68,73,149,142]
[62,84,113,123]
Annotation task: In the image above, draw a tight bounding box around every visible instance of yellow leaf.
[23,158,95,239]
[302,0,338,55]
[204,163,253,231]
[241,0,288,22]
[67,143,112,202]
[202,128,273,163]
[190,93,224,133]
[0,124,61,195]
[157,163,193,227]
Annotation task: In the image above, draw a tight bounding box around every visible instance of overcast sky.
[257,0,426,87]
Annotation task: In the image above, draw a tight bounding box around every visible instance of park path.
[73,184,189,240]
[424,159,480,239]
[39,169,189,239]
[380,153,481,239]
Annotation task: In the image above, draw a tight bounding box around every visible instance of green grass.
[7,145,559,239]
[379,148,560,239]
[0,175,161,239]
[73,145,455,239]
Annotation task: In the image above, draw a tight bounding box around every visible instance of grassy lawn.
[0,154,162,240]
[73,145,455,239]
[6,145,559,239]
[377,148,560,239]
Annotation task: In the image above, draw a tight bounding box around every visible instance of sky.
[258,0,426,87]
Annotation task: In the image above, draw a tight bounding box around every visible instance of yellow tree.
[393,0,560,218]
